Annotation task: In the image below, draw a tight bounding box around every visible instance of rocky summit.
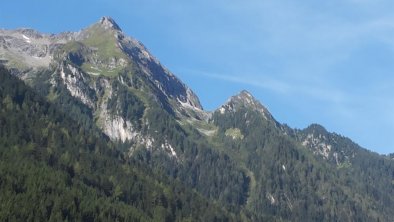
[0,17,393,222]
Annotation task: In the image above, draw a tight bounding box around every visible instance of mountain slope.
[211,91,394,221]
[0,65,239,221]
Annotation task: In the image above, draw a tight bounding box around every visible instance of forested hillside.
[0,66,238,221]
[211,100,394,221]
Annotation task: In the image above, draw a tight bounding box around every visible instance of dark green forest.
[0,66,238,221]
[211,105,394,221]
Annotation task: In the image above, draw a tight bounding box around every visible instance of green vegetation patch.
[56,28,129,78]
[337,161,352,169]
[81,24,126,62]
[225,128,244,140]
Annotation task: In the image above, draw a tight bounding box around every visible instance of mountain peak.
[97,16,121,31]
[217,90,273,120]
[238,90,254,99]
[230,90,262,108]
[304,124,328,135]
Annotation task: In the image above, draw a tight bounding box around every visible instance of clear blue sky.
[1,0,393,154]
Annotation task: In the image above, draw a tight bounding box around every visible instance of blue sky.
[1,0,393,154]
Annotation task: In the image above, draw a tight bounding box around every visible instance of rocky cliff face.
[0,28,65,73]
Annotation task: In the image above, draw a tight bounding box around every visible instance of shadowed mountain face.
[1,17,393,221]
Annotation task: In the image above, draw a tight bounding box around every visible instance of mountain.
[212,91,394,221]
[0,16,201,110]
[0,16,205,146]
[1,17,393,221]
